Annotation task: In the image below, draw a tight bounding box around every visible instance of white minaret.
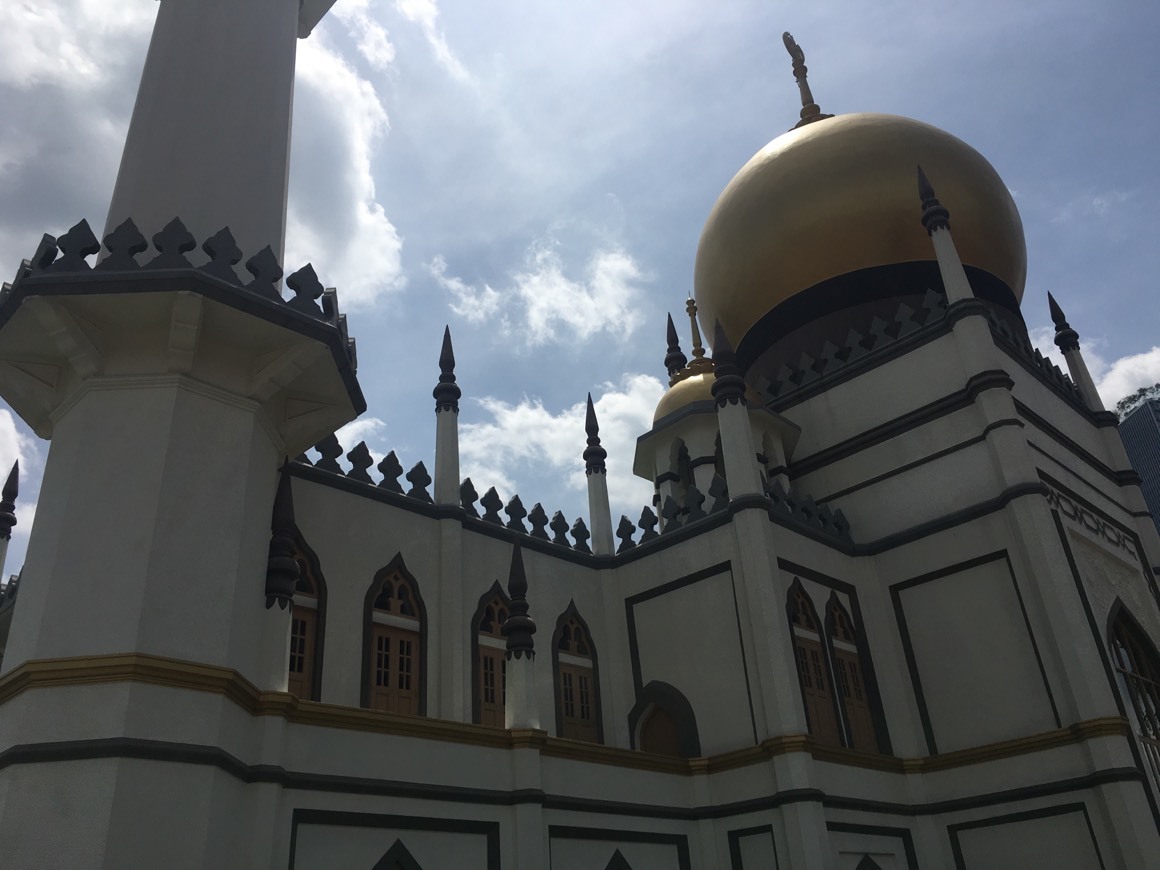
[583,394,615,555]
[103,0,340,262]
[1048,292,1106,411]
[710,322,763,497]
[433,326,462,504]
[501,544,539,730]
[918,165,975,304]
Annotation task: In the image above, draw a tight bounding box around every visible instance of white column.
[919,166,974,304]
[716,402,763,496]
[505,653,541,730]
[433,327,462,505]
[103,0,304,262]
[1049,294,1106,411]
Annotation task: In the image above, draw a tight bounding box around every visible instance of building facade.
[1120,398,1160,537]
[0,6,1158,870]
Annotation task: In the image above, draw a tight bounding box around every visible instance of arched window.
[639,706,681,756]
[553,603,602,743]
[827,598,878,752]
[628,680,700,758]
[787,581,841,746]
[361,556,426,716]
[471,582,510,728]
[287,532,326,701]
[1109,605,1160,788]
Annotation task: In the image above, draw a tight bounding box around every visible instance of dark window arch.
[787,579,841,746]
[628,680,700,757]
[1108,602,1160,788]
[825,595,879,753]
[373,839,423,870]
[471,581,510,728]
[361,554,427,715]
[552,601,603,743]
[287,528,326,702]
[605,850,634,870]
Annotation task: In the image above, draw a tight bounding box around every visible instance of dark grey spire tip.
[1047,291,1067,327]
[439,325,455,373]
[265,462,300,609]
[711,319,734,359]
[917,165,950,234]
[583,393,607,473]
[434,325,461,411]
[711,319,747,405]
[664,312,688,376]
[585,393,598,435]
[502,543,536,657]
[2,460,18,501]
[1048,291,1080,351]
[916,164,935,201]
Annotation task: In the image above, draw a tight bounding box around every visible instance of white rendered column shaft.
[505,653,541,730]
[930,227,974,304]
[586,473,614,555]
[434,409,460,504]
[716,402,763,497]
[104,0,301,261]
[1062,347,1105,411]
[0,537,9,585]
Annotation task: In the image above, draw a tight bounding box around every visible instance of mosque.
[0,4,1158,869]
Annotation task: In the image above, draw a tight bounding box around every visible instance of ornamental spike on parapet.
[433,325,461,412]
[710,320,747,405]
[265,463,300,610]
[583,393,607,475]
[917,165,951,235]
[501,544,536,659]
[0,460,17,540]
[664,313,688,381]
[1047,292,1080,352]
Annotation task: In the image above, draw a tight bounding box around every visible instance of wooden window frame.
[786,579,843,747]
[470,581,511,727]
[1108,601,1160,793]
[824,594,879,753]
[360,554,427,714]
[287,529,326,702]
[550,601,604,744]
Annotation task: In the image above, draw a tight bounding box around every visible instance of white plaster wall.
[897,558,1056,752]
[952,807,1103,870]
[294,823,490,870]
[548,837,685,870]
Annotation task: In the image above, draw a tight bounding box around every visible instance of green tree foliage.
[1115,382,1160,418]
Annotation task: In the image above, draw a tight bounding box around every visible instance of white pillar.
[583,394,614,555]
[1049,293,1105,411]
[501,545,540,729]
[710,324,763,497]
[433,327,462,505]
[103,0,310,263]
[918,166,975,304]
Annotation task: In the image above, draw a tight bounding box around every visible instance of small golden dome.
[653,371,763,424]
[693,113,1027,349]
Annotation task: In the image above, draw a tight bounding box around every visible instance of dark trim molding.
[627,680,702,758]
[550,600,605,744]
[945,802,1105,870]
[825,821,918,870]
[359,553,428,714]
[1015,400,1134,487]
[289,808,500,870]
[726,824,780,870]
[548,825,691,870]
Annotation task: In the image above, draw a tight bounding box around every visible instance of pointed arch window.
[553,604,602,743]
[827,599,878,752]
[362,557,426,716]
[788,582,841,746]
[1110,606,1160,789]
[287,534,326,701]
[471,583,510,728]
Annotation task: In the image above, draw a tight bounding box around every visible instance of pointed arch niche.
[552,602,603,743]
[825,594,879,753]
[628,680,701,757]
[287,529,326,701]
[1108,601,1160,789]
[471,581,510,728]
[786,580,841,746]
[372,839,423,870]
[361,554,427,716]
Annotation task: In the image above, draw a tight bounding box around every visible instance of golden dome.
[653,371,763,424]
[693,113,1026,348]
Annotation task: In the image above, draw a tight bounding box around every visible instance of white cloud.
[394,0,472,84]
[458,374,663,522]
[435,240,647,347]
[332,0,396,72]
[1051,189,1135,224]
[285,34,404,308]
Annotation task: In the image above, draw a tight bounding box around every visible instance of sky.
[0,0,1158,575]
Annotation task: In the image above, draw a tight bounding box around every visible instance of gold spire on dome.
[782,32,833,129]
[684,297,715,376]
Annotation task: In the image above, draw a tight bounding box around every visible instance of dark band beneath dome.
[734,261,1021,376]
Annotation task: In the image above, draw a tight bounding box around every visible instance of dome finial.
[685,297,715,375]
[782,32,832,129]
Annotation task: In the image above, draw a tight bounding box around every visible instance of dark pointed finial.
[265,463,300,609]
[0,460,17,541]
[1047,292,1080,352]
[583,393,607,475]
[710,320,747,406]
[501,544,536,659]
[664,313,688,381]
[433,326,462,413]
[782,32,832,129]
[917,165,950,235]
